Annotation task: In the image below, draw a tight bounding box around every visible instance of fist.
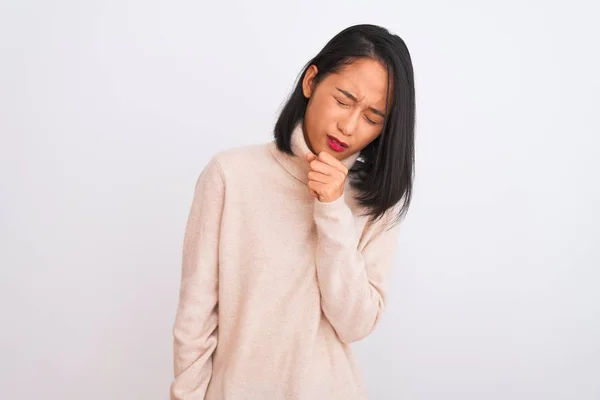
[305,151,349,203]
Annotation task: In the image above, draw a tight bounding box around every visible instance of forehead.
[327,58,390,103]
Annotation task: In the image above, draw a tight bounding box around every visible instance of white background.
[1,0,599,399]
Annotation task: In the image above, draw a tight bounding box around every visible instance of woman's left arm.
[313,196,401,344]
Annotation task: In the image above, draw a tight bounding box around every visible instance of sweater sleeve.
[170,156,224,400]
[313,194,401,344]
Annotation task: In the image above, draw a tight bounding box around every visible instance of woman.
[170,24,415,399]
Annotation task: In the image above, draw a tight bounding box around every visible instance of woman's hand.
[305,151,349,203]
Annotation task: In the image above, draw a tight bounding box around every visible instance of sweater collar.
[269,121,361,184]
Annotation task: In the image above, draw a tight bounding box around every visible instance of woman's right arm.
[170,156,225,400]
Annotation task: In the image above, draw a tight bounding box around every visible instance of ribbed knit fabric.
[171,121,402,399]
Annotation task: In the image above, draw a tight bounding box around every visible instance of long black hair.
[274,24,416,227]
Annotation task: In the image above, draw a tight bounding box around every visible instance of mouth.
[326,135,348,152]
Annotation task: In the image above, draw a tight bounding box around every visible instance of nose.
[337,111,360,137]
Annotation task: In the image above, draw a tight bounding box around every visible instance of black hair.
[273,24,416,227]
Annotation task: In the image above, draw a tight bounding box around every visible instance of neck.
[270,121,361,184]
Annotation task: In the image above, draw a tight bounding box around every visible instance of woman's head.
[300,57,390,161]
[274,24,416,225]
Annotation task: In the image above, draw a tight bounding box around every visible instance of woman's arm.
[313,196,401,344]
[170,156,224,400]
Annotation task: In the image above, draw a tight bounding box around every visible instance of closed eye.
[334,98,349,107]
[365,116,377,125]
[335,96,380,125]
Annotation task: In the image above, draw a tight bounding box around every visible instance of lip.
[327,135,348,148]
[327,136,347,153]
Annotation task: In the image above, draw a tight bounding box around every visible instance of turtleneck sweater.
[171,122,402,400]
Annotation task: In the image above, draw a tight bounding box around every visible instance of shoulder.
[204,140,273,181]
[212,141,269,166]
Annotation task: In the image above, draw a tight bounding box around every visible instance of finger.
[307,185,318,197]
[305,152,317,162]
[309,159,346,181]
[307,170,333,184]
[308,181,329,197]
[307,181,321,200]
[317,152,348,175]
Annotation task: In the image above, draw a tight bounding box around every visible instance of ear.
[302,65,318,99]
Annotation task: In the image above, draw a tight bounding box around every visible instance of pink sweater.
[171,122,402,399]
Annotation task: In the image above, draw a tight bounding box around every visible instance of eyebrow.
[335,87,386,118]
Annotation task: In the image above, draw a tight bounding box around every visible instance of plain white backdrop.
[1,0,599,399]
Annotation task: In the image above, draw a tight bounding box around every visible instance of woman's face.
[301,58,390,160]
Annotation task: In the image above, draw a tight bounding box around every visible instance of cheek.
[314,94,340,118]
[357,131,382,148]
[305,99,333,131]
[315,99,343,126]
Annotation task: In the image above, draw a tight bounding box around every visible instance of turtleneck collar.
[269,121,361,184]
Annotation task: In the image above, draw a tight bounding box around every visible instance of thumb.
[305,152,317,162]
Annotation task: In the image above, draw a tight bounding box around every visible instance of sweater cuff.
[314,193,351,219]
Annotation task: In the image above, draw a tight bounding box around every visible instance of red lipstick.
[327,135,347,152]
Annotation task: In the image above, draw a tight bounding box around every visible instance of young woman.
[170,24,415,400]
